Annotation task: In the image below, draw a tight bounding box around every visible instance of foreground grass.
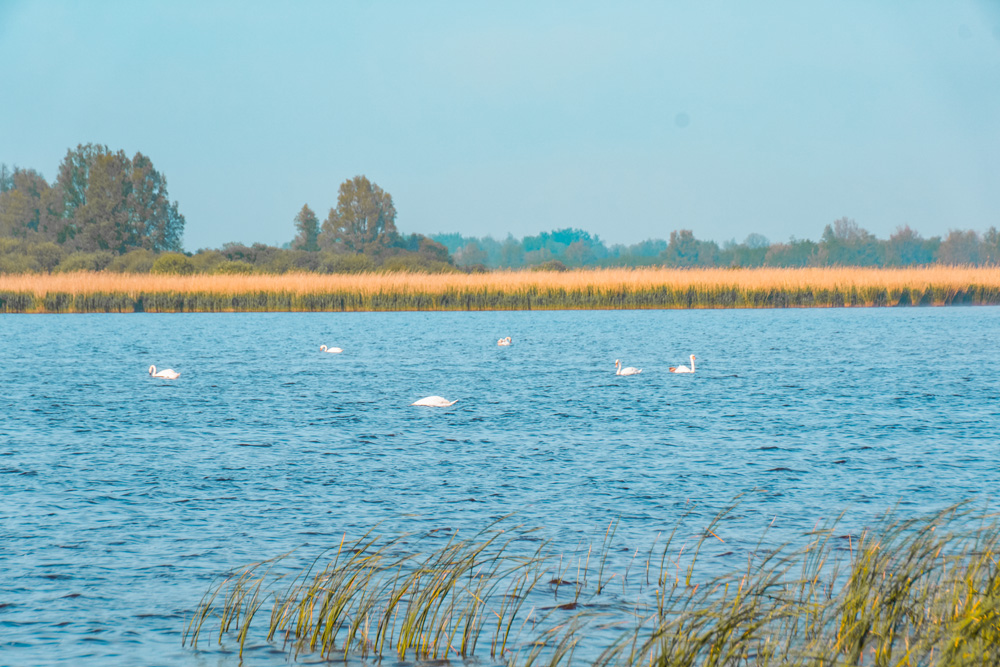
[2,267,1000,312]
[186,505,1000,666]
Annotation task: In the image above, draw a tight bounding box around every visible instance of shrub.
[31,243,66,272]
[531,259,568,272]
[190,250,227,274]
[213,260,255,275]
[380,254,458,273]
[318,253,375,274]
[0,254,35,274]
[151,252,195,275]
[107,249,156,273]
[55,251,114,272]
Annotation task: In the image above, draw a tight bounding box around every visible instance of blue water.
[2,309,999,665]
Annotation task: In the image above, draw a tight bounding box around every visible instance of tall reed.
[186,503,1000,666]
[4,267,1000,312]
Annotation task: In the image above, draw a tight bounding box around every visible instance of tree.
[0,163,14,194]
[319,175,398,253]
[886,225,935,266]
[72,150,133,253]
[454,241,488,266]
[937,230,982,265]
[764,238,819,267]
[820,217,881,266]
[499,236,525,268]
[0,168,64,241]
[982,227,1000,265]
[129,152,184,253]
[292,204,320,251]
[54,144,184,253]
[661,230,718,266]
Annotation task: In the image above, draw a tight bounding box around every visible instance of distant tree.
[937,229,982,265]
[982,227,1000,265]
[886,225,936,266]
[764,238,819,267]
[292,204,320,251]
[819,217,881,266]
[723,234,769,267]
[662,230,698,266]
[416,236,451,263]
[431,233,469,254]
[0,163,14,193]
[499,236,525,268]
[620,239,668,265]
[563,239,595,266]
[454,241,488,266]
[320,175,398,253]
[661,230,717,266]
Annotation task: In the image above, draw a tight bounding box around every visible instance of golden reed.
[2,266,1000,312]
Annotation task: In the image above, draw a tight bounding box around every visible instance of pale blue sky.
[2,1,998,251]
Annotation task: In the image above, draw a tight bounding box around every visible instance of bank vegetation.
[2,266,999,313]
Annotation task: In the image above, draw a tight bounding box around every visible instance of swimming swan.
[320,345,343,354]
[148,365,180,379]
[669,355,696,374]
[497,337,512,346]
[411,396,459,407]
[615,359,642,376]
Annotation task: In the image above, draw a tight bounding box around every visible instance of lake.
[2,308,999,665]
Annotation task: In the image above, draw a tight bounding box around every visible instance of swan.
[411,396,459,407]
[497,337,512,346]
[320,345,343,354]
[148,365,180,379]
[615,359,642,376]
[669,355,696,374]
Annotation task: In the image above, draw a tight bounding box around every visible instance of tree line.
[433,218,1000,270]
[0,149,453,274]
[3,145,999,274]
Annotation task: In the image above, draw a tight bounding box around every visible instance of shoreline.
[2,267,999,312]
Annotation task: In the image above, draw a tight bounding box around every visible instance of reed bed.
[186,504,1000,666]
[2,267,1000,312]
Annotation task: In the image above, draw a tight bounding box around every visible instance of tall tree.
[54,144,184,253]
[292,204,320,251]
[129,152,184,253]
[320,175,398,253]
[72,150,133,253]
[0,168,64,240]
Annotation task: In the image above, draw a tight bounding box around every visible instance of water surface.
[2,309,998,665]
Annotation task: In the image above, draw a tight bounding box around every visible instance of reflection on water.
[1,308,999,665]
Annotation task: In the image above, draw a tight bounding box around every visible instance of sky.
[1,1,999,251]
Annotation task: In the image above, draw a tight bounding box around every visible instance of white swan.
[669,355,696,374]
[497,336,512,346]
[320,345,343,354]
[411,396,458,407]
[615,359,642,376]
[148,365,180,379]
